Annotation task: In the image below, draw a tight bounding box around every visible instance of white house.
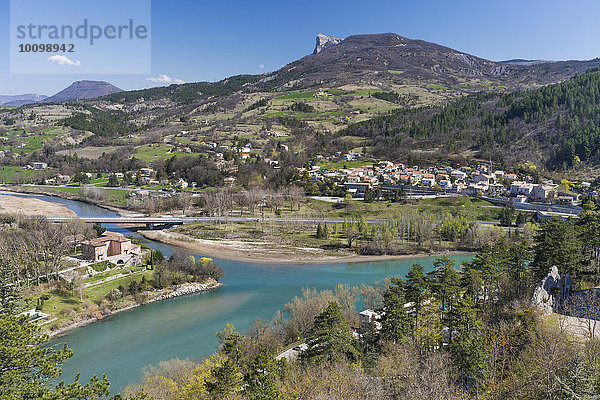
[510,181,535,196]
[422,174,436,187]
[451,170,467,181]
[531,184,558,201]
[473,174,492,185]
[175,179,189,189]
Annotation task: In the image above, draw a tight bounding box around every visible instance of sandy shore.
[139,229,474,265]
[1,186,143,217]
[0,192,76,217]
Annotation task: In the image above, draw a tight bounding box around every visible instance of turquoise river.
[15,193,473,392]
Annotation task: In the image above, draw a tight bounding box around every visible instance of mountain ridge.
[0,94,48,107]
[252,33,600,92]
[44,80,123,103]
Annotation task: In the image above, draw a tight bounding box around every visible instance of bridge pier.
[146,223,155,230]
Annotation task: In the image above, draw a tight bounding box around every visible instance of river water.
[15,193,473,392]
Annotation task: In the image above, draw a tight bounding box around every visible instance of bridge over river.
[49,216,205,229]
[48,215,509,229]
[48,215,393,229]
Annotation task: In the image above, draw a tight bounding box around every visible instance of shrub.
[106,289,123,301]
[90,261,113,272]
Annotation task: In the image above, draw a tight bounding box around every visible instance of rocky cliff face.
[532,266,573,315]
[313,34,342,54]
[256,32,600,92]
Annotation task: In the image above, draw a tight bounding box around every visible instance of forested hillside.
[343,69,600,170]
[104,75,261,104]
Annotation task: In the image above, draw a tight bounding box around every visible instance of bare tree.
[82,186,109,201]
[266,191,284,214]
[64,218,94,253]
[568,290,600,339]
[286,185,304,212]
[177,192,193,215]
[244,188,265,216]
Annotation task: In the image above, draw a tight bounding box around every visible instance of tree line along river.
[24,194,473,392]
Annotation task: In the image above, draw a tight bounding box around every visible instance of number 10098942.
[19,43,74,52]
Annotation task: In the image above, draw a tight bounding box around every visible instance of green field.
[0,166,36,183]
[135,144,173,161]
[2,127,64,154]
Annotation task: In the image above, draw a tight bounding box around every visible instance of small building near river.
[81,233,141,265]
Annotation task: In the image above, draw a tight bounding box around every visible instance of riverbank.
[0,192,77,217]
[46,279,222,338]
[138,229,475,265]
[0,185,141,217]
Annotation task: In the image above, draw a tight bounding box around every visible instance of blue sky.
[1,0,599,95]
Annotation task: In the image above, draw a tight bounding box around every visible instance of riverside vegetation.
[118,213,600,399]
[5,33,600,399]
[167,190,523,259]
[0,214,224,337]
[4,213,600,398]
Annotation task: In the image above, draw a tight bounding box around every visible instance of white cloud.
[146,74,184,84]
[258,64,265,69]
[47,55,81,67]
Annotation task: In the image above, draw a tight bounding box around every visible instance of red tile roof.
[81,235,130,247]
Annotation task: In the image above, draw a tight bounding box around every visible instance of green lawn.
[135,144,173,161]
[0,166,36,183]
[29,269,154,331]
[84,265,146,286]
[85,270,153,303]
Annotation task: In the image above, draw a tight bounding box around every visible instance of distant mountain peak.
[313,34,342,54]
[44,80,123,103]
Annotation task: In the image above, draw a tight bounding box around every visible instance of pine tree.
[302,302,361,364]
[427,256,461,315]
[515,211,527,226]
[380,277,410,343]
[0,313,112,399]
[205,357,243,399]
[405,264,427,329]
[556,352,600,400]
[316,223,323,239]
[245,350,282,400]
[533,218,584,279]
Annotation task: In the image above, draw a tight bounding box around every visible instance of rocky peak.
[313,34,342,55]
